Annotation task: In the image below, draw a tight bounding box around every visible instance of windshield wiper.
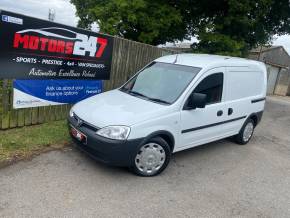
[147,97,170,105]
[128,90,147,98]
[126,90,170,105]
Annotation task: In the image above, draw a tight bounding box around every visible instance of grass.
[0,120,71,166]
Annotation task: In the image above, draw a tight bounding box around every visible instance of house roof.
[250,45,284,53]
[249,46,290,68]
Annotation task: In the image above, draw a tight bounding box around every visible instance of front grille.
[73,113,100,132]
[82,122,99,132]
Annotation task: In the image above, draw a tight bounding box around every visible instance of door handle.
[217,110,223,116]
[228,108,233,115]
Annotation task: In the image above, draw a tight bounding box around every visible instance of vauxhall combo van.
[68,54,267,176]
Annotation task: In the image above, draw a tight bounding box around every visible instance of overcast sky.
[1,0,290,54]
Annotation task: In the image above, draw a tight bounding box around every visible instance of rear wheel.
[131,137,171,177]
[234,118,255,145]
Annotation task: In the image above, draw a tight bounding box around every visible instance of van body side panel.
[175,65,267,153]
[225,68,265,101]
[224,66,267,133]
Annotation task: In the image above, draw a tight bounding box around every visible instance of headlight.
[96,126,130,140]
[69,108,74,117]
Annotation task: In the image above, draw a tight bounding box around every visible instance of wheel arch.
[247,111,264,127]
[141,130,175,152]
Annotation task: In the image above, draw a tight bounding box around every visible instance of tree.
[71,0,290,56]
[71,0,189,45]
[188,0,290,56]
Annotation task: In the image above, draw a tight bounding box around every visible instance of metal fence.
[0,37,175,129]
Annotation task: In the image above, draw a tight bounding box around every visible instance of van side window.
[194,73,224,104]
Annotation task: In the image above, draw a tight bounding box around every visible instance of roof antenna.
[173,54,178,64]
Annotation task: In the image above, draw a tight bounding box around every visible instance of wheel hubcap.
[243,122,254,142]
[135,143,166,175]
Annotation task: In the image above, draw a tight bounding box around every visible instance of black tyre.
[131,137,171,177]
[234,118,255,145]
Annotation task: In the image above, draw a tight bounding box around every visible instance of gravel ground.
[0,96,290,218]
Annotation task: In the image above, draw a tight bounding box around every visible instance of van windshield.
[120,62,201,104]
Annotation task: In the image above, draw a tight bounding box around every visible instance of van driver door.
[178,67,231,150]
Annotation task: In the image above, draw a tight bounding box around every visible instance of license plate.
[71,126,87,144]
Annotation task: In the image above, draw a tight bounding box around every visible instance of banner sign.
[13,80,102,108]
[0,10,113,80]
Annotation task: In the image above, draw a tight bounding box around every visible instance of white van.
[68,54,267,176]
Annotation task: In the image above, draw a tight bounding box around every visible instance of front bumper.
[67,116,143,167]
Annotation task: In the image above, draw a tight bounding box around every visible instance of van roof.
[155,53,265,71]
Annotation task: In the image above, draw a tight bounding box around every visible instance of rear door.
[178,67,232,150]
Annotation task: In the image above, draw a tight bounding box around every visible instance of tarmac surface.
[1,96,290,217]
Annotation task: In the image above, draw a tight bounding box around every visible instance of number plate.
[71,126,87,144]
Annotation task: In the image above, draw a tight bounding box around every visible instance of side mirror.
[185,93,207,110]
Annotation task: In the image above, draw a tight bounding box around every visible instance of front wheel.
[234,118,255,145]
[131,137,171,177]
